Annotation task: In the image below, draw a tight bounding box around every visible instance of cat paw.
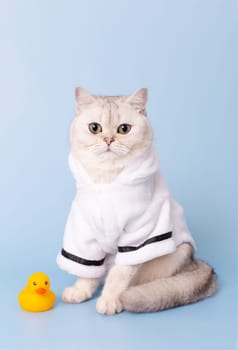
[62,286,91,303]
[96,295,123,315]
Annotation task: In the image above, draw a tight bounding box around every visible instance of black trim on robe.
[118,231,172,253]
[61,249,105,266]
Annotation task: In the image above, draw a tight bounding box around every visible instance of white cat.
[57,87,217,314]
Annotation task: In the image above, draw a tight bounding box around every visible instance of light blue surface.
[0,0,237,349]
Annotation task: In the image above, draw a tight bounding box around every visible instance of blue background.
[0,0,237,349]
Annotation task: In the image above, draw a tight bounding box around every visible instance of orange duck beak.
[36,288,47,295]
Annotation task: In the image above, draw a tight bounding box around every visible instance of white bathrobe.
[57,147,195,278]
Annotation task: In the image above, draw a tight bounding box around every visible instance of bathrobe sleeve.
[115,196,177,265]
[56,198,107,278]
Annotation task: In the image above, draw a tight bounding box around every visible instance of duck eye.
[33,281,37,286]
[117,124,131,135]
[88,122,102,134]
[45,281,48,285]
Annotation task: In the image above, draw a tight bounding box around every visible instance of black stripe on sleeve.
[118,231,172,253]
[61,249,105,266]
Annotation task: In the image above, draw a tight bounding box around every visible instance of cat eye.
[117,124,132,135]
[88,122,102,134]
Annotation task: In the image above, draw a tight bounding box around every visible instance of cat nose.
[104,137,114,145]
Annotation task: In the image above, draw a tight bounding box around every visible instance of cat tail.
[120,259,217,313]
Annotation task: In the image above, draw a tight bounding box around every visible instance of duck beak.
[36,288,47,295]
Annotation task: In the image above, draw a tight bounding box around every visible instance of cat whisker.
[88,144,104,151]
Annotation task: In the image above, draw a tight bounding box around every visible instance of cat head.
[70,87,153,165]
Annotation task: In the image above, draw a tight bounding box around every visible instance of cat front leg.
[96,264,139,315]
[62,277,100,303]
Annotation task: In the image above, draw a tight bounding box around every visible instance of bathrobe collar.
[69,146,159,187]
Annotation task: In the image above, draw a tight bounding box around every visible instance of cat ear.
[75,87,95,106]
[126,88,148,115]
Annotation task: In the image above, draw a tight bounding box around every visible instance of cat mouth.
[101,147,118,158]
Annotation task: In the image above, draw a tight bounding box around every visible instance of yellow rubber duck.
[18,272,56,312]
